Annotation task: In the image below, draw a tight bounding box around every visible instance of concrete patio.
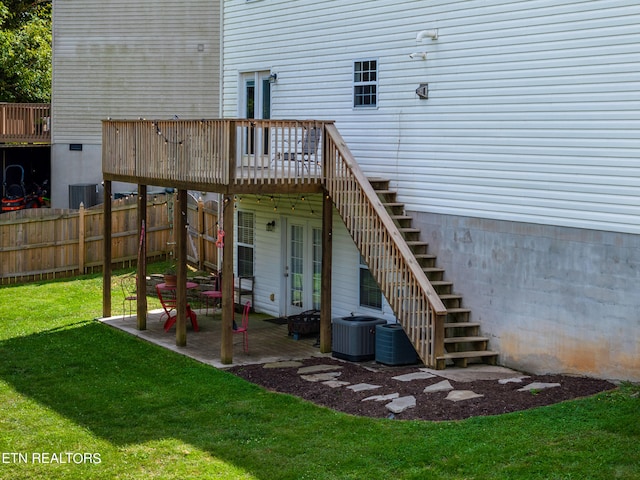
[100,308,327,369]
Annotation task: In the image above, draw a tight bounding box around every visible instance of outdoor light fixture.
[266,220,276,231]
[268,73,278,83]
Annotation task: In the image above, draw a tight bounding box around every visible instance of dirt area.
[228,356,616,421]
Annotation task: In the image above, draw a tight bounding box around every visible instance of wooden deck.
[102,118,447,368]
[0,103,51,144]
[102,119,326,194]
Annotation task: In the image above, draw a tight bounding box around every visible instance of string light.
[152,121,184,145]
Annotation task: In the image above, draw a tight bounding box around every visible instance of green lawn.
[0,270,638,480]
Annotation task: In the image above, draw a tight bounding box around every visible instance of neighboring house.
[220,0,640,381]
[51,0,222,208]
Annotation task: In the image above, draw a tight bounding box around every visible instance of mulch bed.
[227,356,617,421]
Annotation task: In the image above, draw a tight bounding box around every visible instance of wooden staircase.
[369,178,499,368]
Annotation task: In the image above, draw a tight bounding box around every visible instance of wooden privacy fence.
[0,194,219,285]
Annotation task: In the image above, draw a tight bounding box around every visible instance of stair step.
[390,215,413,221]
[381,202,404,208]
[430,280,453,290]
[444,322,481,329]
[444,336,489,344]
[439,293,462,301]
[398,227,421,234]
[407,240,429,247]
[446,307,471,315]
[436,350,499,368]
[439,293,463,308]
[446,308,472,322]
[423,266,445,275]
[368,177,389,185]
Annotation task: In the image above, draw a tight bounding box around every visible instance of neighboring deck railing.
[323,123,447,367]
[0,103,51,144]
[102,119,328,190]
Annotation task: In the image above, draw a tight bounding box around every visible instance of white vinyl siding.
[52,0,221,144]
[223,0,640,235]
[232,195,396,321]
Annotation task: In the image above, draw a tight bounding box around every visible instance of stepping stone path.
[423,380,454,393]
[297,364,343,375]
[362,393,400,402]
[386,396,416,414]
[301,371,342,382]
[498,376,529,384]
[347,383,382,392]
[323,380,351,388]
[289,362,548,416]
[392,371,436,382]
[517,382,561,392]
[298,364,345,382]
[446,390,484,402]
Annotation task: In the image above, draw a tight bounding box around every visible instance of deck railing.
[0,103,51,144]
[323,123,447,367]
[102,119,328,189]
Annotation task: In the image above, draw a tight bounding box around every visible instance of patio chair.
[200,273,222,315]
[282,126,322,173]
[156,284,199,332]
[233,301,251,353]
[120,273,137,320]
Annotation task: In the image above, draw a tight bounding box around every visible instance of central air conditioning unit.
[332,316,386,362]
[375,324,418,366]
[69,183,98,209]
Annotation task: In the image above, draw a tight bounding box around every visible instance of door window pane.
[290,225,304,308]
[312,227,322,310]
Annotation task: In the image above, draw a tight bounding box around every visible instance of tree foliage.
[0,0,51,102]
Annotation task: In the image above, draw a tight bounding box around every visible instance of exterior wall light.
[268,73,278,83]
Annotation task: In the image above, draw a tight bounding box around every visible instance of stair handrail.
[323,124,446,366]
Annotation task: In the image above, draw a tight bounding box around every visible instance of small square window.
[354,59,378,108]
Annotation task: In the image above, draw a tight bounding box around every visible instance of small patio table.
[156,282,200,332]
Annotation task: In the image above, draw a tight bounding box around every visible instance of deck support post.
[220,195,235,364]
[175,189,188,346]
[320,191,333,353]
[102,180,112,318]
[136,184,148,330]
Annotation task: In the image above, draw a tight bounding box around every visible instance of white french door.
[282,219,322,317]
[240,71,271,160]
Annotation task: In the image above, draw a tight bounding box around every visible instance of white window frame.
[353,59,378,109]
[237,210,255,277]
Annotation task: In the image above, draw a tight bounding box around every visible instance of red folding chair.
[156,285,199,332]
[233,301,251,353]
